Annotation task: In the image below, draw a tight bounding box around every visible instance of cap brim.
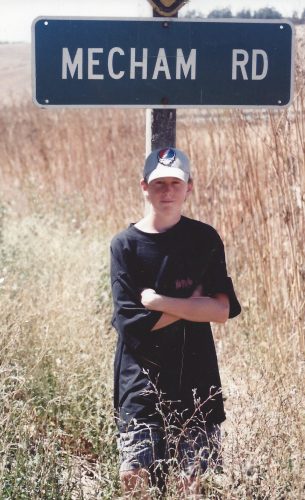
[147,166,189,183]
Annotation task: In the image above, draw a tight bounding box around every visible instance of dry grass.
[0,31,305,498]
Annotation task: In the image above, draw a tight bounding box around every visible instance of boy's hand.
[141,288,162,310]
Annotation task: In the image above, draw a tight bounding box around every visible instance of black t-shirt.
[110,216,241,431]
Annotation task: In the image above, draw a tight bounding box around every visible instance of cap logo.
[158,148,176,166]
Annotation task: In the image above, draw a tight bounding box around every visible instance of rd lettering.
[232,49,268,80]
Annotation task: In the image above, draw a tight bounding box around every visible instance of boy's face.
[141,176,192,215]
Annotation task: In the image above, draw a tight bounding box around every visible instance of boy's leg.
[118,426,166,497]
[120,468,150,498]
[175,424,222,495]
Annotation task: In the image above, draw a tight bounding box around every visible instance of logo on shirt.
[158,148,176,166]
[175,277,193,290]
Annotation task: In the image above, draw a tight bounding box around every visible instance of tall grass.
[0,31,304,498]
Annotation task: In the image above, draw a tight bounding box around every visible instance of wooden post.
[145,9,177,156]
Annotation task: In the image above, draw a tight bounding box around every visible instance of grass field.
[0,32,304,498]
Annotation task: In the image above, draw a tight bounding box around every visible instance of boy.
[110,147,241,496]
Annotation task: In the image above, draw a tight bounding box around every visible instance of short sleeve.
[202,234,241,319]
[110,238,162,351]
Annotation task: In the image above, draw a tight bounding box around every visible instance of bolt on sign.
[147,0,188,16]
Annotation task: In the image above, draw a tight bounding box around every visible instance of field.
[0,29,305,498]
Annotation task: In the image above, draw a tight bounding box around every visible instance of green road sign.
[32,17,294,108]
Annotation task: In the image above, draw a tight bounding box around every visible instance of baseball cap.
[143,147,190,183]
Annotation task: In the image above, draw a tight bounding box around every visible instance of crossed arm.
[141,286,230,331]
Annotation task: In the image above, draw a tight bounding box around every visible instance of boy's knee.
[120,467,150,492]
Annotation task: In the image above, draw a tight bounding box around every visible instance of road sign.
[32,17,294,108]
[147,0,187,16]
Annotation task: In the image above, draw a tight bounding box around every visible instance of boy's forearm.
[160,295,229,323]
[142,289,229,324]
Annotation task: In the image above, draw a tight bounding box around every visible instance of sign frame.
[32,16,295,109]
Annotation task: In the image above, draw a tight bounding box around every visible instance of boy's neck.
[135,213,182,233]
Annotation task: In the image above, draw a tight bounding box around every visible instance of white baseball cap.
[143,147,191,183]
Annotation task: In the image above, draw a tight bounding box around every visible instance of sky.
[0,0,303,43]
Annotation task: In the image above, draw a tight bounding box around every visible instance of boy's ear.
[186,179,193,194]
[140,178,148,191]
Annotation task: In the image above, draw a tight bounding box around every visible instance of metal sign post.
[146,1,189,152]
[146,7,177,155]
